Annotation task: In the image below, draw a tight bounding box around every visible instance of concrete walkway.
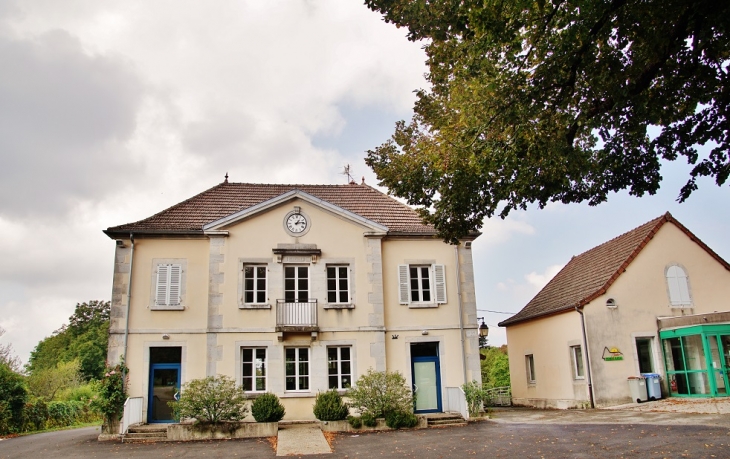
[276,422,331,456]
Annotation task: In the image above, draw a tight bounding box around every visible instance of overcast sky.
[1,0,728,365]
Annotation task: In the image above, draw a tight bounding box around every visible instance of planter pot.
[167,421,278,441]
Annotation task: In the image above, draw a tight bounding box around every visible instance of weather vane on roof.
[224,172,229,183]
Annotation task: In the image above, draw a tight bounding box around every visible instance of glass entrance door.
[412,356,442,413]
[709,335,730,395]
[148,363,180,423]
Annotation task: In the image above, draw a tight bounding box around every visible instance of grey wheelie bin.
[627,376,648,403]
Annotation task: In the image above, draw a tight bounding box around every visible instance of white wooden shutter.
[398,265,410,304]
[169,264,182,305]
[433,264,447,304]
[156,264,169,305]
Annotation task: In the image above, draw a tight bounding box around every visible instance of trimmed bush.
[347,369,413,419]
[171,375,248,425]
[346,415,362,429]
[250,393,285,423]
[22,398,48,431]
[384,411,418,429]
[360,412,377,427]
[47,401,83,427]
[313,390,349,421]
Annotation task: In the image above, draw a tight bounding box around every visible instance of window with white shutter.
[398,264,447,306]
[666,264,692,307]
[155,263,182,308]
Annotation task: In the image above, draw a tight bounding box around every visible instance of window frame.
[284,265,310,302]
[241,347,267,393]
[327,346,353,390]
[526,354,536,384]
[570,345,585,380]
[398,264,447,306]
[285,347,310,392]
[151,260,186,310]
[326,265,350,305]
[243,265,268,305]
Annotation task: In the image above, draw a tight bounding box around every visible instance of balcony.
[276,299,318,335]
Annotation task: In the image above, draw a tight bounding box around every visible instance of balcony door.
[285,266,309,302]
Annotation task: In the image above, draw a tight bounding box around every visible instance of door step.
[123,425,169,443]
[425,413,467,428]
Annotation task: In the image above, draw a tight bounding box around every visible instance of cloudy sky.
[1,0,728,365]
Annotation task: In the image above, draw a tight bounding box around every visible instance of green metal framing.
[660,324,730,397]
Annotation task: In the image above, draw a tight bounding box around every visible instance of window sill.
[323,303,355,310]
[669,304,693,308]
[244,391,268,398]
[150,305,185,311]
[280,392,314,398]
[239,303,272,310]
[408,303,439,309]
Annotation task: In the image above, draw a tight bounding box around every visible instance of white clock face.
[286,214,308,233]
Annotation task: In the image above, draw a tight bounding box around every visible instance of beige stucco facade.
[505,221,730,408]
[108,193,480,422]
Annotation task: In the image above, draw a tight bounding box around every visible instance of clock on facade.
[283,208,310,237]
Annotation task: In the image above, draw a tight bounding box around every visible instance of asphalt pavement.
[1,408,729,458]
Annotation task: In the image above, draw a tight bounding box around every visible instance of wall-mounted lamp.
[421,330,429,335]
[477,317,489,338]
[162,334,170,340]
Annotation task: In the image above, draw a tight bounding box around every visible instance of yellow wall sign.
[602,347,624,361]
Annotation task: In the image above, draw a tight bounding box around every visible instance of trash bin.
[642,373,662,400]
[628,376,648,403]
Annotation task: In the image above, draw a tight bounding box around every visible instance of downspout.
[122,233,135,382]
[455,246,467,384]
[575,305,595,408]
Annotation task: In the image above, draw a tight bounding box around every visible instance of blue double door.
[411,343,442,413]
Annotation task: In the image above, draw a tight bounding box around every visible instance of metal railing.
[444,386,470,420]
[120,396,144,435]
[484,386,512,407]
[276,299,318,328]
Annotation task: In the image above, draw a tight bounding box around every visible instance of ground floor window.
[241,347,266,392]
[285,347,310,391]
[661,325,730,397]
[526,354,536,383]
[327,346,352,389]
[570,345,584,379]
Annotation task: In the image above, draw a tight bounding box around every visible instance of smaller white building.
[500,213,730,408]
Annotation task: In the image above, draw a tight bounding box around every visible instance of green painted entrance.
[660,324,730,397]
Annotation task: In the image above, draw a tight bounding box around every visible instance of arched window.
[666,265,692,307]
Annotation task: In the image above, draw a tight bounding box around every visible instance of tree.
[0,327,21,373]
[26,360,81,401]
[364,0,730,242]
[0,362,28,434]
[481,346,511,389]
[26,301,110,381]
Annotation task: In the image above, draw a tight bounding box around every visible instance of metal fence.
[484,386,512,407]
[276,299,318,327]
[120,396,144,435]
[443,386,469,420]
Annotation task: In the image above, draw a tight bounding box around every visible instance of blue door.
[411,356,442,413]
[148,363,180,423]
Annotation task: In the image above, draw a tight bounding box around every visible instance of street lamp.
[477,317,489,337]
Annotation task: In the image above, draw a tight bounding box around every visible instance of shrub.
[346,415,362,428]
[22,398,48,431]
[347,369,413,419]
[360,412,377,427]
[384,411,419,429]
[91,362,128,429]
[313,390,349,421]
[461,380,487,417]
[47,401,85,427]
[0,362,28,434]
[250,393,285,423]
[171,375,248,425]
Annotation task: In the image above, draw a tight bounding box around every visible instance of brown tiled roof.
[104,182,437,237]
[499,212,730,327]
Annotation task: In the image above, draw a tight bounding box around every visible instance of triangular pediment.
[202,189,389,234]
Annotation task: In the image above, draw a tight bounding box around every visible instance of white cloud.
[525,264,564,290]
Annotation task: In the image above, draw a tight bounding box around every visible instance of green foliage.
[365,0,730,242]
[171,375,248,425]
[360,412,377,427]
[481,346,511,389]
[0,362,28,434]
[91,363,127,426]
[26,301,110,381]
[347,369,414,419]
[461,380,486,417]
[250,392,285,423]
[0,327,21,372]
[312,390,349,421]
[27,360,82,401]
[384,410,419,429]
[346,415,362,428]
[57,382,98,403]
[22,398,48,432]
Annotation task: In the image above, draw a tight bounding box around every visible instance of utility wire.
[477,308,513,314]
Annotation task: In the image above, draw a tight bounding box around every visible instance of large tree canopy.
[365,0,730,242]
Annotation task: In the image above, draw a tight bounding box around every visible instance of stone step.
[128,425,168,434]
[429,421,468,428]
[428,418,466,425]
[126,432,167,438]
[123,435,168,443]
